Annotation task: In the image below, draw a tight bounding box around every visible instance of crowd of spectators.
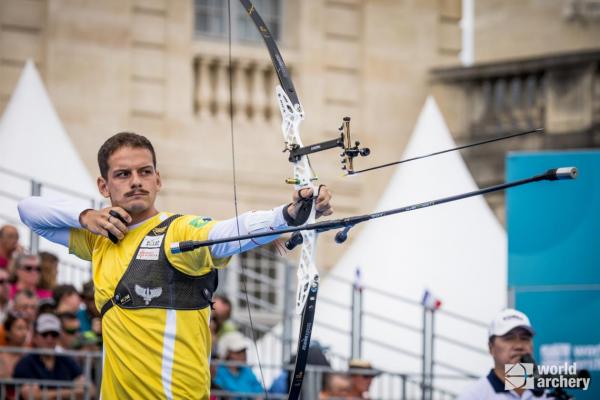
[2,223,382,398]
[209,293,380,400]
[0,224,100,397]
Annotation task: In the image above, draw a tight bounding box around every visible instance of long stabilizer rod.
[348,128,543,176]
[171,167,577,253]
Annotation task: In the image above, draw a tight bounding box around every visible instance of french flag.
[421,289,442,310]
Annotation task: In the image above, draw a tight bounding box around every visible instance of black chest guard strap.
[101,214,218,317]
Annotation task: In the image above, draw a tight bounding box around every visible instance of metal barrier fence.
[0,347,100,400]
[0,347,463,399]
[222,251,486,398]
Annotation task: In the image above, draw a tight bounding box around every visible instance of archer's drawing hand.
[79,207,131,241]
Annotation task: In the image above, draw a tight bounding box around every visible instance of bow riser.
[275,86,320,315]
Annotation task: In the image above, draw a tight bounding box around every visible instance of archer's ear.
[156,170,162,191]
[97,177,110,198]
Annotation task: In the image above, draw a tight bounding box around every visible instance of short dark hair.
[97,132,156,179]
[39,251,59,264]
[4,312,27,333]
[52,284,79,305]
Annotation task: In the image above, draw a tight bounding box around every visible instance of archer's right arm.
[17,196,86,247]
[17,197,131,249]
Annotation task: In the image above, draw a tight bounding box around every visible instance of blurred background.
[0,0,598,399]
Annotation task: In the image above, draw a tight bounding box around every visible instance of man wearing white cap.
[213,331,263,395]
[458,308,550,399]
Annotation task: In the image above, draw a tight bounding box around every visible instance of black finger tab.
[108,210,127,244]
[108,232,119,244]
[109,210,127,224]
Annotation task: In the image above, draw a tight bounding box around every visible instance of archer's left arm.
[209,186,332,258]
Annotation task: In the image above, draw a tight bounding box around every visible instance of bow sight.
[284,117,370,184]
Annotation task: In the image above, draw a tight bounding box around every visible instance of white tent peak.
[0,59,97,197]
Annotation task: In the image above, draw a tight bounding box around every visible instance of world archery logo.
[505,363,534,390]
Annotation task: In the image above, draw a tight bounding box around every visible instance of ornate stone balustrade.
[192,42,298,124]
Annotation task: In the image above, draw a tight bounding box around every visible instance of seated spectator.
[320,373,353,399]
[13,313,95,399]
[53,284,81,314]
[74,330,102,388]
[347,359,380,399]
[38,251,59,291]
[76,281,101,339]
[0,268,10,323]
[0,312,30,378]
[214,331,263,397]
[57,312,81,351]
[210,317,219,356]
[12,289,38,325]
[213,294,237,338]
[38,297,56,315]
[10,254,52,300]
[269,341,331,394]
[1,289,39,346]
[73,331,100,352]
[0,225,22,270]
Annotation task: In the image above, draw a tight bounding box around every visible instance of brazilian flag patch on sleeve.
[188,216,212,229]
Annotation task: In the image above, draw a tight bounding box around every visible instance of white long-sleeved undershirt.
[17,196,289,258]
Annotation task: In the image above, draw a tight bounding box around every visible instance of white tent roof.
[0,60,97,197]
[0,60,98,287]
[259,96,507,394]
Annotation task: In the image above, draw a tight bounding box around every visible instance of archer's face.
[98,146,161,216]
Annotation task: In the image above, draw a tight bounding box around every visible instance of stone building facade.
[1,0,598,268]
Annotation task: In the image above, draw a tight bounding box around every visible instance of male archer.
[18,132,333,399]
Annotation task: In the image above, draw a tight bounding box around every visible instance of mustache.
[125,189,149,197]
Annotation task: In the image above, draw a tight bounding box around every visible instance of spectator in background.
[213,294,237,338]
[209,317,219,357]
[73,330,100,353]
[38,251,59,291]
[38,297,56,315]
[53,284,81,314]
[73,330,101,379]
[10,254,52,300]
[0,225,21,270]
[12,289,38,325]
[347,359,380,399]
[57,312,81,351]
[0,268,11,323]
[6,290,38,346]
[13,313,95,399]
[320,373,353,399]
[0,312,30,378]
[269,341,331,394]
[76,281,101,338]
[214,331,263,397]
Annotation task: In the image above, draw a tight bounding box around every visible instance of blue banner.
[507,150,599,399]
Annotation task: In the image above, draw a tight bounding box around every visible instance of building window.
[218,243,290,331]
[194,0,282,43]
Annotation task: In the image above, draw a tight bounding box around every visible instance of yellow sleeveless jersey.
[69,212,230,400]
